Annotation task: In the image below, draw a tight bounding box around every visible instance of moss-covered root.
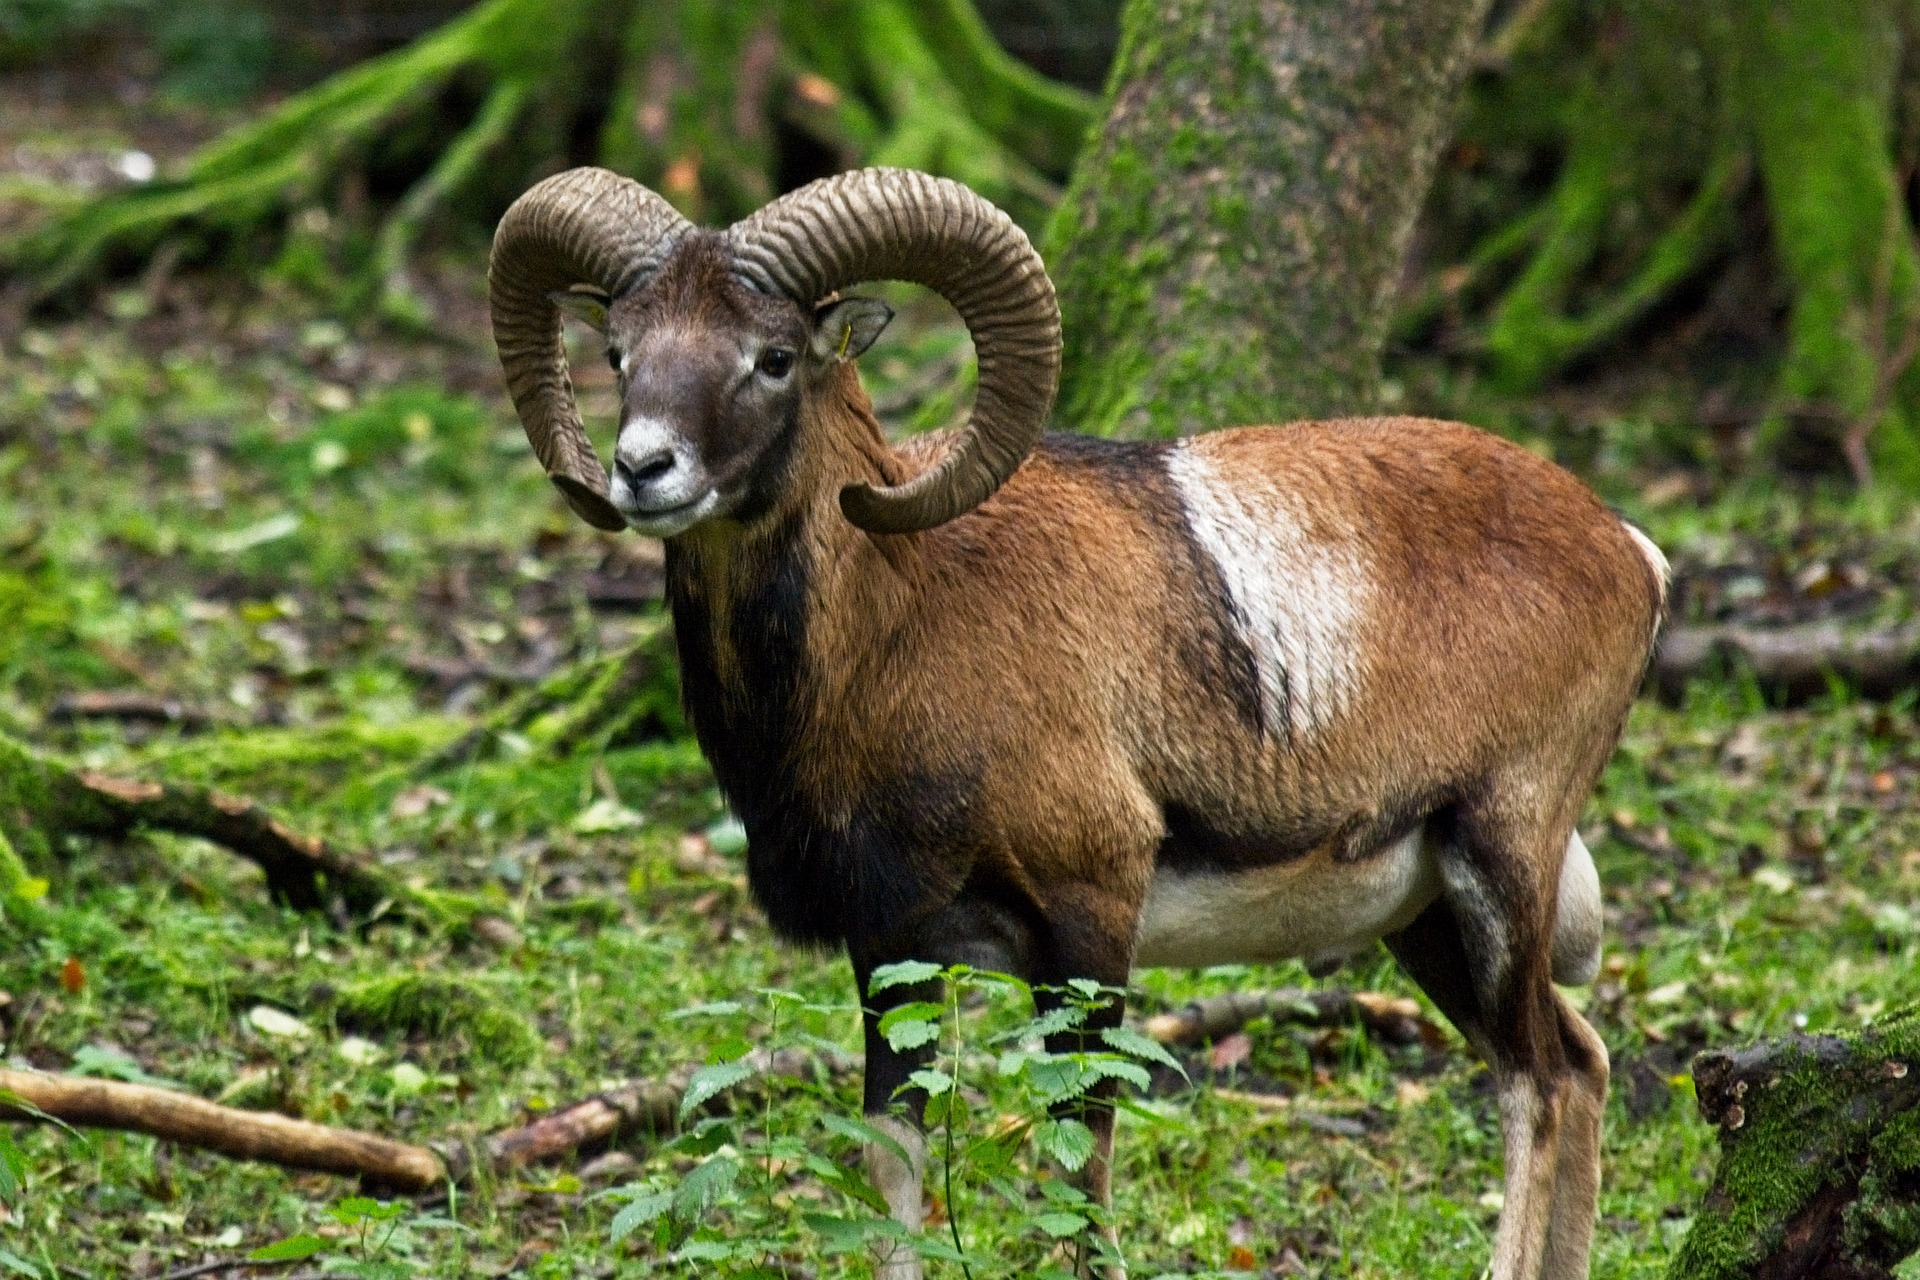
[1740,0,1920,491]
[595,0,1093,229]
[0,729,396,917]
[335,972,539,1068]
[1045,0,1494,438]
[3,0,591,302]
[414,616,681,776]
[1668,1006,1920,1280]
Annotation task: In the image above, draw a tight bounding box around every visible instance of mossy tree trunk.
[1670,1007,1920,1280]
[1044,0,1494,437]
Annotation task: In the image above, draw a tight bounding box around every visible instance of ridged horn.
[728,168,1060,534]
[489,167,691,530]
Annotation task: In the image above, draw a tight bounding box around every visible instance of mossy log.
[1045,0,1494,436]
[1652,618,1920,705]
[0,730,395,920]
[1669,1007,1920,1280]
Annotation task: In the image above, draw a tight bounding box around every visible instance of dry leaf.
[60,957,85,994]
[1209,1031,1252,1071]
[389,784,450,820]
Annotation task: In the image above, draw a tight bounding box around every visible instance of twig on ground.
[1143,988,1438,1048]
[49,690,213,729]
[156,1256,300,1280]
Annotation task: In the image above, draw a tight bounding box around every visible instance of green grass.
[0,294,1917,1278]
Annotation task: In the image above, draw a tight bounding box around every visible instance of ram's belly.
[1132,829,1439,970]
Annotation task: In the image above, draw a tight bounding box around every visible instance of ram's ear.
[547,285,611,333]
[809,295,894,364]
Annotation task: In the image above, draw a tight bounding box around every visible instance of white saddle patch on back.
[1164,441,1368,739]
[1134,829,1440,970]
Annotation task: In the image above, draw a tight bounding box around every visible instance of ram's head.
[488,167,1060,538]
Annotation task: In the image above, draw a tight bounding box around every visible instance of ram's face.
[594,235,891,538]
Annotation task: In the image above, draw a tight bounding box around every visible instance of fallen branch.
[0,1067,444,1188]
[443,1046,855,1179]
[0,730,393,913]
[0,1047,856,1192]
[1652,618,1920,704]
[1668,1005,1920,1280]
[49,690,213,730]
[1143,988,1437,1048]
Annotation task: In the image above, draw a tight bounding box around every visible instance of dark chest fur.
[666,532,975,952]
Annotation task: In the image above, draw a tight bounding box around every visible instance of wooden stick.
[1143,988,1433,1047]
[0,1047,857,1191]
[0,1068,446,1190]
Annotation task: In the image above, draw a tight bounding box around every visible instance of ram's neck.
[663,367,923,823]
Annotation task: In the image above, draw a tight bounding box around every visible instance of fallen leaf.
[247,1005,313,1041]
[1644,981,1689,1007]
[1226,1245,1257,1271]
[389,784,450,820]
[572,797,645,834]
[60,957,85,994]
[335,1036,383,1067]
[1395,1079,1430,1106]
[1208,1031,1252,1071]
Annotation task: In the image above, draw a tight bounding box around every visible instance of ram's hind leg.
[1386,807,1584,1280]
[1542,992,1608,1280]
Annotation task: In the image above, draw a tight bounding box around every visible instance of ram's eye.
[606,348,622,373]
[758,347,795,378]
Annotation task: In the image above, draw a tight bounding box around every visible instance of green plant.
[597,969,1180,1277]
[249,1195,471,1279]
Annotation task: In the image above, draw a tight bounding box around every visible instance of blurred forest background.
[2,2,1920,1278]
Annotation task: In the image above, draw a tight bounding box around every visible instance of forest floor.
[4,66,1920,1280]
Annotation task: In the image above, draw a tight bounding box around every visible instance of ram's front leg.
[855,958,939,1280]
[1038,889,1139,1280]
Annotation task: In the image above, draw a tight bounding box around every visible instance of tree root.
[412,617,680,776]
[1652,618,1920,705]
[5,0,570,302]
[0,1047,855,1193]
[7,0,1089,307]
[1143,988,1440,1049]
[1483,147,1744,388]
[0,730,394,916]
[1668,1005,1920,1280]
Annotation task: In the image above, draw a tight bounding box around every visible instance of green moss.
[336,971,540,1068]
[1669,1006,1920,1280]
[135,719,464,810]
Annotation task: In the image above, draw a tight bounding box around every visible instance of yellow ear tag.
[837,323,853,359]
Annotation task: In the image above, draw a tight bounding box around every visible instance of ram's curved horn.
[489,168,691,530]
[728,168,1060,534]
